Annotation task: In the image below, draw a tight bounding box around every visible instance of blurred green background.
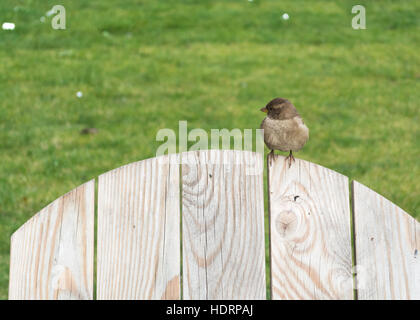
[0,0,419,299]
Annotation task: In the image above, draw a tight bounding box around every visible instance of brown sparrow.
[260,98,309,167]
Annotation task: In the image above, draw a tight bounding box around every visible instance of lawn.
[0,0,419,299]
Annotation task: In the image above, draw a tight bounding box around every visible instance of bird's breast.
[261,116,309,152]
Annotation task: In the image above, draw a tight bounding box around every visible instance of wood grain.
[9,181,94,300]
[268,155,353,300]
[181,150,266,299]
[97,154,180,299]
[352,180,420,300]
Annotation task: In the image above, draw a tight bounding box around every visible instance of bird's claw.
[268,150,274,167]
[285,152,295,168]
[268,151,296,168]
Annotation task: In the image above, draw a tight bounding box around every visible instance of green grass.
[0,0,419,299]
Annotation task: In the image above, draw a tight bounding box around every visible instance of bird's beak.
[260,107,268,113]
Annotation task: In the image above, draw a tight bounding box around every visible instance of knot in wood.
[275,210,298,238]
[182,165,190,176]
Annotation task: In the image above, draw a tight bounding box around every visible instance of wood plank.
[97,154,180,299]
[352,180,420,300]
[181,150,266,299]
[9,180,95,300]
[268,155,353,300]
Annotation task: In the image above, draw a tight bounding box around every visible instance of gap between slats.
[349,181,358,300]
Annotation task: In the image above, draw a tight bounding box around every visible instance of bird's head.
[260,98,299,120]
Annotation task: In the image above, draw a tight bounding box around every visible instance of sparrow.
[260,98,309,167]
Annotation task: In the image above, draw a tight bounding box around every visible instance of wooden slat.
[97,154,180,299]
[181,150,266,299]
[268,155,353,300]
[352,181,420,300]
[9,180,95,300]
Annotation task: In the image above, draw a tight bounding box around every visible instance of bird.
[260,98,309,167]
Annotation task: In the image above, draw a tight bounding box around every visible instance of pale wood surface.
[268,155,353,300]
[9,181,95,300]
[11,152,420,301]
[97,154,180,299]
[352,181,420,300]
[181,150,266,299]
